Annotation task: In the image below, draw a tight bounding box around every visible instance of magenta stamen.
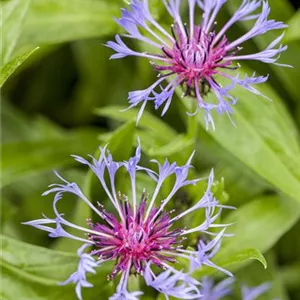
[87,191,182,277]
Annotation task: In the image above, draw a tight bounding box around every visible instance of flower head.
[23,143,232,299]
[107,0,289,128]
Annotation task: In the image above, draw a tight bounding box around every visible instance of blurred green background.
[1,0,300,299]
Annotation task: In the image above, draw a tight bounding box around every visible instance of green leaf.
[95,106,196,164]
[100,121,136,160]
[219,195,300,260]
[18,0,119,51]
[195,127,270,205]
[0,0,121,92]
[1,269,74,300]
[1,235,77,284]
[1,195,16,225]
[269,40,300,103]
[195,195,300,278]
[285,11,300,43]
[1,0,31,64]
[0,47,39,87]
[95,105,177,144]
[180,66,300,202]
[147,134,194,157]
[144,134,196,166]
[1,129,100,188]
[0,0,38,88]
[1,235,114,299]
[1,101,60,143]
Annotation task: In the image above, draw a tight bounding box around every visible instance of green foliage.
[0,0,120,90]
[18,0,119,47]
[285,11,300,43]
[179,66,300,203]
[95,106,177,144]
[0,47,39,87]
[1,0,31,64]
[1,235,114,299]
[220,195,300,260]
[2,129,100,187]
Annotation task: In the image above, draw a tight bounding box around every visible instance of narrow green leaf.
[1,268,74,300]
[18,0,119,51]
[100,121,136,161]
[194,127,270,205]
[0,47,38,87]
[1,260,59,286]
[1,0,31,64]
[1,100,64,143]
[95,106,177,143]
[219,195,300,259]
[95,107,196,165]
[1,235,114,299]
[285,11,300,43]
[1,235,77,283]
[1,129,100,187]
[147,134,194,157]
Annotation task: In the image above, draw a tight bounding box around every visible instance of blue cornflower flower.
[106,0,289,128]
[23,142,233,299]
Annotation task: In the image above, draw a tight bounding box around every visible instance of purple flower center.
[156,23,234,97]
[87,191,183,279]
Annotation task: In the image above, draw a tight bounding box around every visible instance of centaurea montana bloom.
[200,277,272,300]
[106,0,289,129]
[23,143,233,300]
